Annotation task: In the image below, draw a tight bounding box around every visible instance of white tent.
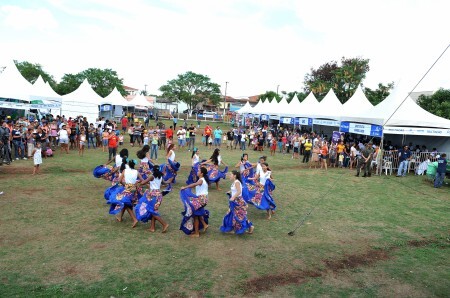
[341,87,373,120]
[248,100,264,115]
[236,101,252,114]
[294,92,321,118]
[129,94,152,109]
[31,76,62,102]
[61,79,102,123]
[0,61,34,101]
[315,89,343,120]
[270,97,290,116]
[287,95,303,114]
[104,87,132,107]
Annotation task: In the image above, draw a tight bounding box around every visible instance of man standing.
[172,115,178,130]
[108,132,119,161]
[397,145,411,177]
[213,126,223,148]
[0,121,12,165]
[363,142,374,177]
[226,129,234,150]
[355,143,367,177]
[166,125,173,144]
[188,123,196,151]
[204,124,212,147]
[176,126,186,150]
[121,116,128,133]
[434,154,447,188]
[159,124,166,150]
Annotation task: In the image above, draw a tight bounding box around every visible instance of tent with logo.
[0,61,34,102]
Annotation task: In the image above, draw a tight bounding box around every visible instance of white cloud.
[0,5,58,30]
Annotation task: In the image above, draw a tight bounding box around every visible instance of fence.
[377,150,448,175]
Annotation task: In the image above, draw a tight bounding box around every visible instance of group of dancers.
[93,144,276,237]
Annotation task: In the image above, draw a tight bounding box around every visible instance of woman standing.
[108,159,143,228]
[58,124,70,154]
[162,144,180,183]
[150,131,159,160]
[201,148,228,190]
[310,144,320,169]
[243,162,276,219]
[220,170,254,234]
[180,167,210,238]
[320,142,329,170]
[135,166,170,233]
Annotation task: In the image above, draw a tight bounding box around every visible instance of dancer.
[186,147,203,185]
[243,162,276,219]
[234,153,255,184]
[162,144,180,183]
[136,145,155,180]
[108,159,143,228]
[180,167,210,238]
[135,165,170,233]
[201,148,228,190]
[220,170,254,235]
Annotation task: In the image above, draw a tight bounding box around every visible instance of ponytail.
[120,157,128,172]
[152,165,163,179]
[232,170,242,184]
[200,167,210,185]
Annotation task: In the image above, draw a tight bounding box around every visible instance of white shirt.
[177,129,186,140]
[58,129,68,139]
[241,133,247,142]
[231,180,242,197]
[218,155,222,165]
[168,150,175,161]
[259,170,271,185]
[192,154,200,165]
[124,168,138,184]
[115,154,122,166]
[150,177,162,190]
[195,177,208,196]
[239,161,246,172]
[256,163,262,176]
[350,146,357,157]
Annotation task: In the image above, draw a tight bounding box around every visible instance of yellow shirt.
[304,142,312,151]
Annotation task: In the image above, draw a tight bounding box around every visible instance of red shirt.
[204,125,212,136]
[108,135,118,148]
[321,146,328,155]
[166,128,173,139]
[121,117,128,128]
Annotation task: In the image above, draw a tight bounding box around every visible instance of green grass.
[1,124,449,297]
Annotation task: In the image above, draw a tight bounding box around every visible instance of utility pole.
[144,84,147,95]
[223,81,228,117]
[276,85,280,96]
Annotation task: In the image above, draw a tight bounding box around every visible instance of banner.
[245,113,253,118]
[280,117,293,124]
[312,119,340,127]
[332,131,345,143]
[383,126,450,137]
[298,118,313,126]
[340,121,383,137]
[269,115,279,120]
[100,104,111,112]
[260,114,268,121]
[0,101,61,110]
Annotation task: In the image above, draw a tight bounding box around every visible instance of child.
[329,144,337,168]
[270,138,277,156]
[201,133,206,145]
[118,133,124,146]
[32,142,42,175]
[338,153,344,168]
[79,130,86,156]
[46,147,53,157]
[143,130,149,146]
[102,129,109,152]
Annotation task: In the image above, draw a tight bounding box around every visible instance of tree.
[14,60,57,87]
[363,82,394,105]
[259,91,281,102]
[55,68,126,97]
[159,71,222,110]
[417,89,450,120]
[303,57,370,103]
[286,91,308,103]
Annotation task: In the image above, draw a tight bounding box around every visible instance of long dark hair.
[262,162,271,171]
[199,166,210,184]
[152,165,163,179]
[128,159,136,169]
[167,144,174,154]
[119,148,128,158]
[210,148,220,165]
[241,153,248,162]
[136,145,150,159]
[120,157,128,172]
[232,170,242,184]
[191,148,198,158]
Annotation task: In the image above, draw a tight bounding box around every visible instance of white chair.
[383,161,393,175]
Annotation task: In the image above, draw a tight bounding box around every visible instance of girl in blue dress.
[220,170,254,235]
[162,144,180,183]
[201,148,228,190]
[135,166,170,233]
[186,147,203,185]
[180,167,210,238]
[243,162,276,219]
[108,159,143,228]
[137,145,155,180]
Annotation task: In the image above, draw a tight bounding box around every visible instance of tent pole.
[377,135,384,175]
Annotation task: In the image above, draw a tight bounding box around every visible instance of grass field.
[1,122,449,297]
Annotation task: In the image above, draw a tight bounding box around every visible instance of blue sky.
[1,0,449,97]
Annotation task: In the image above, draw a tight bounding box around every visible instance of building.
[123,85,139,96]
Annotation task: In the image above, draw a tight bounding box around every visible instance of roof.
[123,85,139,91]
[409,91,434,103]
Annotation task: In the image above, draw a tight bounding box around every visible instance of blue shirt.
[437,157,447,173]
[214,129,223,139]
[399,149,411,162]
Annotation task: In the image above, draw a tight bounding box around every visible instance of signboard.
[340,121,383,137]
[383,126,450,137]
[332,131,345,143]
[0,101,61,110]
[100,104,111,112]
[197,113,203,118]
[269,115,279,120]
[245,113,253,118]
[260,114,268,121]
[298,118,313,126]
[280,117,293,124]
[312,119,340,127]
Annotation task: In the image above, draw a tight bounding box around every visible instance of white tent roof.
[315,89,343,120]
[236,101,252,114]
[104,87,132,106]
[256,98,275,115]
[62,79,104,104]
[288,96,302,114]
[0,61,34,101]
[341,87,373,120]
[31,75,62,102]
[294,92,321,118]
[129,94,152,108]
[270,97,290,116]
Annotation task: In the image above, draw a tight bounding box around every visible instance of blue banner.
[260,114,268,121]
[100,104,111,112]
[298,118,313,126]
[340,121,383,137]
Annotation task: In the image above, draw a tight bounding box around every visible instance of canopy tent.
[246,100,263,115]
[293,92,321,118]
[0,61,34,101]
[315,89,343,120]
[341,87,373,119]
[235,101,253,114]
[128,94,153,109]
[61,79,103,123]
[31,76,62,103]
[269,96,290,116]
[105,87,133,106]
